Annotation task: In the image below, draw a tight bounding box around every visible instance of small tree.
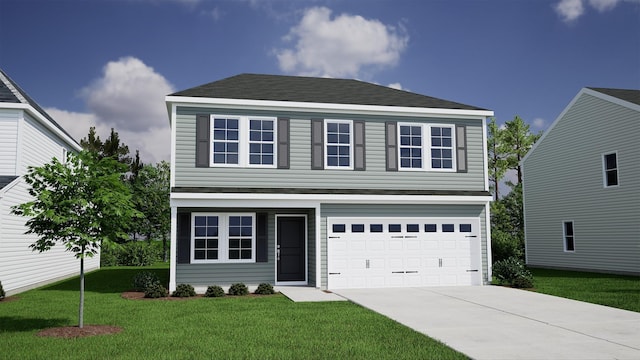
[502,116,541,185]
[487,117,509,201]
[12,150,141,328]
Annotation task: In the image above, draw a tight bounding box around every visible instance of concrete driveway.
[335,286,640,360]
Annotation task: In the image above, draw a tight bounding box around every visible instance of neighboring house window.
[603,152,619,187]
[192,213,255,263]
[61,148,68,164]
[211,115,276,167]
[398,123,455,171]
[563,221,575,252]
[325,120,353,169]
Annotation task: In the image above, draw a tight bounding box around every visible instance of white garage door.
[327,217,482,289]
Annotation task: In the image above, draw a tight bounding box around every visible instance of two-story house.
[523,87,640,275]
[0,69,100,296]
[165,74,494,292]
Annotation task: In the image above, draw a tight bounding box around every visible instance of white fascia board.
[3,102,82,151]
[170,192,492,207]
[165,96,494,120]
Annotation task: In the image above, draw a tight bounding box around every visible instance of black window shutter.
[195,114,210,168]
[311,118,324,170]
[385,121,398,171]
[277,117,290,169]
[354,121,366,171]
[456,125,468,173]
[177,213,191,264]
[256,213,268,262]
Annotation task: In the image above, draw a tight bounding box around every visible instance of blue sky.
[1,0,638,164]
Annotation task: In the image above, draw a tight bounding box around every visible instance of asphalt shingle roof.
[0,69,78,146]
[588,87,640,106]
[171,73,487,111]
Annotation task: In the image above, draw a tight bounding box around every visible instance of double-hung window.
[563,221,575,252]
[603,152,619,187]
[211,115,276,167]
[398,123,455,171]
[192,213,255,263]
[325,119,353,169]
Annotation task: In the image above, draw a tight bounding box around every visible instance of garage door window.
[389,224,402,232]
[407,224,420,232]
[442,224,455,232]
[351,224,365,232]
[459,224,472,232]
[332,224,346,233]
[425,224,437,232]
[370,224,383,232]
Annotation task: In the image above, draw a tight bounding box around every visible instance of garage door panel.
[327,217,482,289]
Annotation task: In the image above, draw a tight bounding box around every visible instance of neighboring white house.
[166,73,494,293]
[523,87,640,275]
[0,69,100,296]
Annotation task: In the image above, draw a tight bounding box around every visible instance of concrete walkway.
[336,286,640,360]
[277,286,346,302]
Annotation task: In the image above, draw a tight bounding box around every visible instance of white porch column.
[169,206,177,292]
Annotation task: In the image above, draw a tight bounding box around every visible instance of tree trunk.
[79,247,85,329]
[162,233,168,262]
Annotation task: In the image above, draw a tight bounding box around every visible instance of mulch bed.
[37,325,123,338]
[121,291,278,300]
[0,296,20,303]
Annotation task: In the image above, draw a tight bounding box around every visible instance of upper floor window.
[603,152,618,187]
[398,123,455,171]
[210,115,276,168]
[325,120,353,169]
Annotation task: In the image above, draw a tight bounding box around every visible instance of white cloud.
[532,117,547,130]
[47,57,173,164]
[555,0,585,22]
[387,83,404,90]
[275,7,409,78]
[554,0,638,22]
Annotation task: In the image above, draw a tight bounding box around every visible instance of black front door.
[277,216,306,282]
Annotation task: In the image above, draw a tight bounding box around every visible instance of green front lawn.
[0,264,466,359]
[530,268,640,312]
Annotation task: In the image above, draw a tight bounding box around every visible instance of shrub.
[228,283,249,296]
[0,281,5,300]
[132,271,161,292]
[144,283,168,298]
[491,230,524,263]
[99,245,120,267]
[172,284,196,298]
[205,285,225,298]
[493,257,534,288]
[254,283,275,295]
[119,241,160,267]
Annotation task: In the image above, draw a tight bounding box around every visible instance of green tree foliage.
[130,161,170,260]
[487,117,509,201]
[501,116,541,185]
[491,183,524,262]
[489,116,540,264]
[11,150,141,328]
[80,127,132,167]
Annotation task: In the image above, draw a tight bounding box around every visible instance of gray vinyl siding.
[318,204,488,288]
[174,107,486,191]
[523,93,640,275]
[176,208,315,286]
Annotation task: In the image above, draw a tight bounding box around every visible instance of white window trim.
[324,119,354,170]
[602,151,619,188]
[191,212,256,264]
[562,220,575,253]
[397,123,456,172]
[209,115,277,168]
